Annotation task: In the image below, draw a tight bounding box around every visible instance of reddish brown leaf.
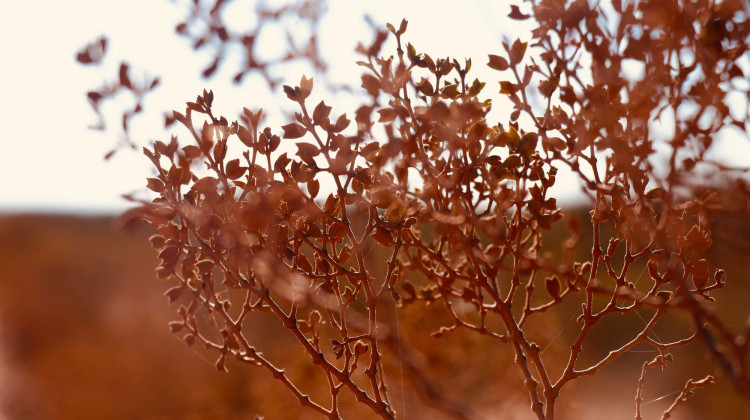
[488,54,509,71]
[282,123,307,139]
[296,143,321,164]
[146,177,165,192]
[119,62,132,89]
[508,5,530,20]
[372,226,394,246]
[331,114,350,132]
[299,75,313,99]
[164,286,184,304]
[225,159,246,179]
[545,276,561,299]
[377,108,398,123]
[312,100,332,125]
[397,18,408,35]
[509,39,528,66]
[308,179,320,198]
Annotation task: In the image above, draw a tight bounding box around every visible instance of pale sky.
[0,0,533,214]
[1,1,748,214]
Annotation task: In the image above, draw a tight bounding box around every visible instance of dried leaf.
[282,123,307,139]
[398,18,408,35]
[225,159,246,179]
[372,226,394,246]
[119,62,132,89]
[146,178,165,192]
[509,40,528,66]
[296,142,321,165]
[377,108,398,123]
[182,145,201,159]
[545,275,561,299]
[332,113,350,132]
[307,179,320,198]
[312,100,332,125]
[299,75,313,99]
[488,54,510,71]
[693,259,710,289]
[164,285,184,303]
[508,5,530,20]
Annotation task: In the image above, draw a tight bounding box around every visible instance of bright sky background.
[0,0,532,214]
[1,1,748,214]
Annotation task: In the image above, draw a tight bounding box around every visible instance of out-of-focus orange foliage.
[74,0,750,419]
[3,211,750,419]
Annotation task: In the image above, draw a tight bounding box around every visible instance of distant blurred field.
[0,213,747,419]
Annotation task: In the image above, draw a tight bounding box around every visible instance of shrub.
[81,0,750,418]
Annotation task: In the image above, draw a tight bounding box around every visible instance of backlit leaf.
[488,54,509,71]
[509,39,528,66]
[282,123,307,139]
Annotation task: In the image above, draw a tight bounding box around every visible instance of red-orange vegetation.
[77,0,750,418]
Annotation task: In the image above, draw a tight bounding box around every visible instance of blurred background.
[1,0,749,419]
